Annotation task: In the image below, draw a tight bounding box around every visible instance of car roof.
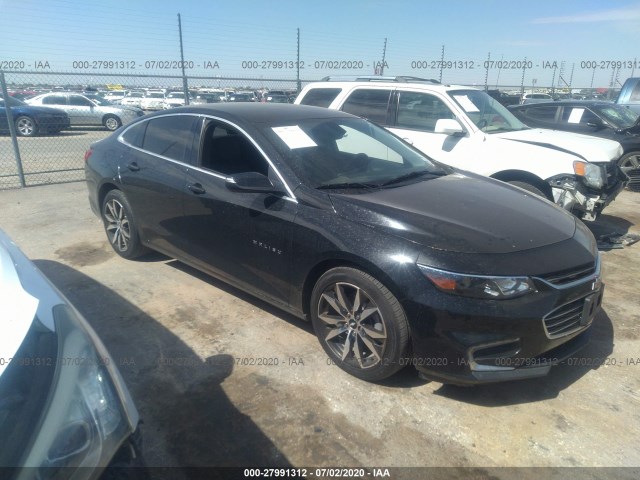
[510,100,616,109]
[302,80,473,92]
[147,103,354,124]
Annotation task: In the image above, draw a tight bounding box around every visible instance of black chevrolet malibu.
[85,104,603,385]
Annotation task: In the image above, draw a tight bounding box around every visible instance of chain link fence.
[1,71,303,189]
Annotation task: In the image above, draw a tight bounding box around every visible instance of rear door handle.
[187,183,206,195]
[127,162,140,172]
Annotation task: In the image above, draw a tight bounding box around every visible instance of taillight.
[84,148,93,163]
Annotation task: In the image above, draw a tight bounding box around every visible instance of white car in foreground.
[0,229,143,474]
[296,78,626,220]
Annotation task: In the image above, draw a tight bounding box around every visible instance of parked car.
[192,93,222,105]
[104,90,128,104]
[509,101,640,191]
[120,91,145,109]
[265,93,291,104]
[85,103,604,385]
[163,92,192,109]
[0,95,70,136]
[521,93,554,104]
[616,77,640,114]
[0,229,144,473]
[26,92,143,131]
[227,92,256,102]
[295,77,626,221]
[140,92,166,111]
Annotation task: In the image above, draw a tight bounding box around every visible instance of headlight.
[573,161,604,189]
[418,264,537,300]
[20,305,130,473]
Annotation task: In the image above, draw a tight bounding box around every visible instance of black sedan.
[0,95,70,137]
[509,101,640,191]
[85,104,603,385]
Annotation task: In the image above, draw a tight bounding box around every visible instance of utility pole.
[296,28,301,92]
[484,52,490,91]
[380,38,387,75]
[178,14,189,104]
[439,45,445,83]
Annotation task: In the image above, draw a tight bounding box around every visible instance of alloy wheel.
[317,282,387,369]
[103,199,131,252]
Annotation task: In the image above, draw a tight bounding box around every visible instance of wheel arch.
[300,254,405,320]
[490,169,553,200]
[98,181,120,211]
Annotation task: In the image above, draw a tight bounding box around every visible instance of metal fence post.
[0,71,26,188]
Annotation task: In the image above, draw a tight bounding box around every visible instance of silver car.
[0,229,143,474]
[27,93,144,131]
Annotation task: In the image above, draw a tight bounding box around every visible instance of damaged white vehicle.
[296,78,627,221]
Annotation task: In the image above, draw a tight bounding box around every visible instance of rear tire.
[101,190,147,259]
[311,267,410,382]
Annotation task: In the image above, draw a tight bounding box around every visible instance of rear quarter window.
[298,88,342,107]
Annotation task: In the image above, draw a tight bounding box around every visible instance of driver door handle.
[127,162,140,172]
[187,183,206,195]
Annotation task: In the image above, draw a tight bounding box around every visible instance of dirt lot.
[1,182,639,479]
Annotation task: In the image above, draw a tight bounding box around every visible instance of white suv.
[295,77,626,221]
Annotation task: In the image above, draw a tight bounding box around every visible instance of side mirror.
[586,120,604,129]
[225,172,283,194]
[434,119,464,135]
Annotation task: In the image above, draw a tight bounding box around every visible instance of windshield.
[91,97,112,106]
[168,93,183,98]
[597,105,639,129]
[262,117,448,189]
[448,89,528,133]
[147,93,164,98]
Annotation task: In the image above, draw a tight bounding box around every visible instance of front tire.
[619,152,640,192]
[311,267,410,381]
[101,190,147,259]
[15,116,37,137]
[104,115,122,131]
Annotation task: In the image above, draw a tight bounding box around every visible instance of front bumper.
[403,260,603,385]
[548,166,627,221]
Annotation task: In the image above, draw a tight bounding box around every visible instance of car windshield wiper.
[380,170,446,187]
[317,182,380,190]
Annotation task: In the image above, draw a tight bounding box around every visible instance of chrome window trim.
[117,112,298,202]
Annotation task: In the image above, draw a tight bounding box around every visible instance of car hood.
[329,173,576,254]
[494,128,622,163]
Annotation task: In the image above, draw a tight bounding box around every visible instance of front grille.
[537,263,596,286]
[543,291,602,338]
[543,298,586,338]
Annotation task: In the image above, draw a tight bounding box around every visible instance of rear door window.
[42,95,67,105]
[142,115,197,163]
